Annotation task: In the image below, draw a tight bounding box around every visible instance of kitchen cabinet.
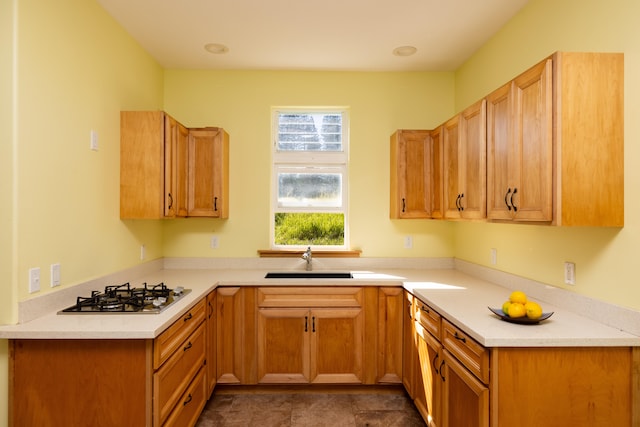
[406,291,635,427]
[121,111,188,219]
[376,287,403,384]
[216,287,257,384]
[390,130,433,218]
[9,297,209,427]
[120,112,230,219]
[205,290,217,396]
[153,299,207,427]
[442,99,487,220]
[256,287,364,384]
[187,127,229,218]
[487,52,624,226]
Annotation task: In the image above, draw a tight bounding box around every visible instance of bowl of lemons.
[488,290,554,324]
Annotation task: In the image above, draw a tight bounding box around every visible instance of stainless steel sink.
[264,271,353,279]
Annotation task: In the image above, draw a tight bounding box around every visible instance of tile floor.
[195,386,426,427]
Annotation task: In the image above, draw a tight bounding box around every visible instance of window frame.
[270,107,350,250]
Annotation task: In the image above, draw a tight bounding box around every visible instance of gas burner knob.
[152,297,167,307]
[173,286,184,296]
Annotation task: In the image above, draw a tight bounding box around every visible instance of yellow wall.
[452,0,640,309]
[162,70,456,257]
[1,0,165,425]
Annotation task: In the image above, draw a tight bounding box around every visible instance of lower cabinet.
[256,287,365,384]
[414,322,443,427]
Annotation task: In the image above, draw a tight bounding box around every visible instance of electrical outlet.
[564,262,576,285]
[140,244,146,260]
[404,236,413,249]
[90,130,99,151]
[29,267,41,293]
[490,248,497,265]
[210,235,219,249]
[50,263,61,287]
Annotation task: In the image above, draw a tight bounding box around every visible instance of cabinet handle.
[312,316,316,333]
[407,303,412,320]
[439,359,445,381]
[208,301,214,319]
[453,331,467,343]
[455,194,460,210]
[183,393,193,406]
[432,352,439,374]
[168,193,173,209]
[183,312,193,322]
[420,305,429,313]
[305,316,308,332]
[183,341,192,351]
[402,198,406,213]
[459,193,464,211]
[214,196,218,211]
[505,188,512,211]
[510,188,518,212]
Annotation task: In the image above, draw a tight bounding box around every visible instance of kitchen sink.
[264,271,353,279]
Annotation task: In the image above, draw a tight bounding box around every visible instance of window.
[271,108,349,249]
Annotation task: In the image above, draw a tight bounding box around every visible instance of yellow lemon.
[509,290,528,305]
[525,301,543,320]
[507,302,526,318]
[501,300,511,315]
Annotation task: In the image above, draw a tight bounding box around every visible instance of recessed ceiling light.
[392,46,417,57]
[204,43,229,54]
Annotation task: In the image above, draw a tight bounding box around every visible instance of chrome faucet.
[302,246,312,271]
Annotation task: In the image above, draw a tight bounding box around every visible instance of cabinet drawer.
[257,287,363,308]
[154,322,206,426]
[414,298,441,340]
[162,366,207,427]
[442,319,489,384]
[154,299,206,368]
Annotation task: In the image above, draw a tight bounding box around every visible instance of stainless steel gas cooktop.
[57,282,191,314]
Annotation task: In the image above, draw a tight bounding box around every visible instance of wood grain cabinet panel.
[390,130,433,218]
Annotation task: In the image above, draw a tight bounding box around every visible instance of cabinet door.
[188,128,229,218]
[459,99,487,219]
[390,130,432,218]
[257,308,310,383]
[486,82,513,220]
[205,290,217,396]
[377,287,403,383]
[402,292,416,397]
[442,349,489,427]
[310,308,364,384]
[414,323,442,427]
[511,58,553,221]
[175,123,189,217]
[442,115,461,219]
[430,127,444,219]
[216,287,255,384]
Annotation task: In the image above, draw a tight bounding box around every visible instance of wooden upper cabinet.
[553,52,624,226]
[487,59,553,222]
[390,130,432,219]
[443,99,487,220]
[188,128,229,218]
[121,111,175,219]
[487,52,624,226]
[121,112,229,219]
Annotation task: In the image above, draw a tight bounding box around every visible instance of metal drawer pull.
[453,331,466,343]
[183,312,193,322]
[183,342,192,351]
[420,305,429,313]
[305,316,308,332]
[183,393,193,406]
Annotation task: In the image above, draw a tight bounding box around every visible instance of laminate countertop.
[1,266,639,348]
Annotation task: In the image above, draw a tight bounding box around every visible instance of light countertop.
[1,264,639,348]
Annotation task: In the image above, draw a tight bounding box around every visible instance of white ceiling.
[97,0,529,72]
